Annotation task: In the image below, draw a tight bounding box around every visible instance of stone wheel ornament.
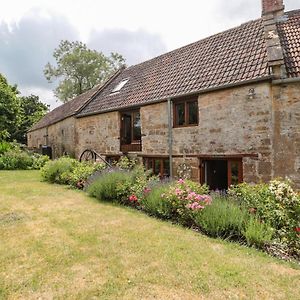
[176,162,192,179]
[79,149,96,162]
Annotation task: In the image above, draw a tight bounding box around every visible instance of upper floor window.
[173,97,198,127]
[120,110,142,152]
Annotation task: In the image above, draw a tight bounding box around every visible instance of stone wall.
[47,117,76,158]
[141,82,273,183]
[272,82,300,187]
[75,111,120,158]
[28,117,76,158]
[27,127,47,149]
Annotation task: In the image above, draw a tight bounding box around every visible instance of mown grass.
[0,170,299,299]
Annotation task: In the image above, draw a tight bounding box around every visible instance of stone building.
[28,0,300,189]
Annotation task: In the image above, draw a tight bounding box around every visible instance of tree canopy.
[44,40,125,103]
[0,74,20,140]
[13,95,49,144]
[0,73,48,143]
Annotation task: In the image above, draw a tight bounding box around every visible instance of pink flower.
[129,194,138,202]
[143,187,151,194]
[187,202,205,211]
[175,188,183,195]
[178,179,185,184]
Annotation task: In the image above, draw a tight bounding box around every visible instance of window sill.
[173,124,198,128]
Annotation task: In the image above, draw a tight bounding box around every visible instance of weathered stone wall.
[272,82,300,188]
[75,111,120,158]
[27,127,47,149]
[28,117,76,158]
[140,102,169,155]
[47,117,76,158]
[141,82,273,183]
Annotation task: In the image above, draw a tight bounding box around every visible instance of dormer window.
[111,78,129,94]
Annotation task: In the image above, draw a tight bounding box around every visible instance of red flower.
[129,194,138,202]
[294,227,300,233]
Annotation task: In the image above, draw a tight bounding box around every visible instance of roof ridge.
[125,18,262,72]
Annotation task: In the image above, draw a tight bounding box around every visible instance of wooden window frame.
[120,110,142,152]
[173,97,199,128]
[143,157,170,178]
[199,157,243,189]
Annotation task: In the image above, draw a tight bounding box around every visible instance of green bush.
[193,197,249,240]
[87,170,132,202]
[41,157,80,184]
[243,216,273,248]
[141,183,171,217]
[32,153,50,169]
[116,156,137,170]
[159,179,211,225]
[0,141,13,155]
[0,148,49,170]
[229,180,300,255]
[68,162,106,189]
[0,149,32,170]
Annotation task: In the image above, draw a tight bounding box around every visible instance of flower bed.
[40,156,300,262]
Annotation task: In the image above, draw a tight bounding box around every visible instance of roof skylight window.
[111,78,129,93]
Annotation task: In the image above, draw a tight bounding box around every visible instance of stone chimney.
[262,0,286,78]
[262,0,284,16]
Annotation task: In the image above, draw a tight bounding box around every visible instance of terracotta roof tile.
[78,18,269,116]
[29,84,102,131]
[277,10,300,78]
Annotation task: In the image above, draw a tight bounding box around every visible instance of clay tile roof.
[78,18,270,117]
[277,10,300,78]
[29,84,102,131]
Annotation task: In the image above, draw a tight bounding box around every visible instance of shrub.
[31,153,50,169]
[243,216,273,248]
[0,141,13,155]
[0,149,32,170]
[41,157,80,184]
[116,156,137,170]
[141,183,171,217]
[68,162,106,189]
[193,197,248,240]
[160,179,211,225]
[87,170,132,202]
[229,180,300,255]
[0,148,48,170]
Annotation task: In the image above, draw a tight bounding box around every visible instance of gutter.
[272,77,300,85]
[76,75,273,118]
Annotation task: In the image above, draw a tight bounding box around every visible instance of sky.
[0,0,298,109]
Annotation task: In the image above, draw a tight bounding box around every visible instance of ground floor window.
[200,158,243,190]
[143,157,170,179]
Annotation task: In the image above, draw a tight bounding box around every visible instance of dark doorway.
[205,160,228,190]
[200,158,243,190]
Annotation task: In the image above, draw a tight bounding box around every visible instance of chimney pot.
[262,0,284,16]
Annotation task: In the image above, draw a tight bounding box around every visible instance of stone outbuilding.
[28,0,300,189]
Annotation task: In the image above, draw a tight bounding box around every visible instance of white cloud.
[20,85,61,109]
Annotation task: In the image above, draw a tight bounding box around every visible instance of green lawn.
[0,171,299,299]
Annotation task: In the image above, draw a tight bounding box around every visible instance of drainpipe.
[45,127,49,145]
[167,98,173,179]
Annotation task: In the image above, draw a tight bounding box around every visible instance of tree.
[0,74,20,140]
[44,40,125,103]
[12,95,49,144]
